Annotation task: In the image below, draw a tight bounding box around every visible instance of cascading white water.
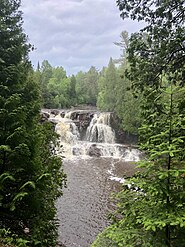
[86,113,115,143]
[55,121,80,144]
[45,109,141,160]
[64,111,73,119]
[52,113,81,156]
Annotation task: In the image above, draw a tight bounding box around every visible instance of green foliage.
[92,0,185,246]
[115,67,142,134]
[75,67,99,105]
[37,62,71,108]
[75,70,87,104]
[39,60,53,107]
[69,75,77,106]
[114,31,142,134]
[97,36,142,134]
[0,1,66,246]
[47,66,71,108]
[97,58,118,111]
[0,228,29,246]
[37,62,99,108]
[92,83,185,247]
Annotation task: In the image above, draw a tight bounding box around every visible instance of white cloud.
[21,0,141,75]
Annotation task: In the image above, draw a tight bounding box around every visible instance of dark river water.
[57,157,137,247]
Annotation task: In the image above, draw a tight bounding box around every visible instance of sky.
[21,0,141,75]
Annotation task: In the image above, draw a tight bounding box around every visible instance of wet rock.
[72,147,81,156]
[88,144,102,157]
[60,112,65,118]
[40,112,50,123]
[56,241,67,247]
[51,109,60,116]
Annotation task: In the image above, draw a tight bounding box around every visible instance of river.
[43,109,141,247]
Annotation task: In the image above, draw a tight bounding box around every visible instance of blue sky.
[21,0,141,75]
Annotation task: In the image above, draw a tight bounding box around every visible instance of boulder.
[40,112,50,123]
[88,144,102,157]
[50,109,60,116]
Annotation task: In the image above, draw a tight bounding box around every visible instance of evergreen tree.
[104,58,118,111]
[0,1,66,246]
[114,30,129,66]
[40,60,53,108]
[85,66,99,105]
[92,0,185,246]
[115,67,141,134]
[97,58,118,111]
[97,67,107,110]
[69,75,77,106]
[114,31,142,134]
[75,68,99,106]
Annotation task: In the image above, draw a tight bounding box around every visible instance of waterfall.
[64,111,72,119]
[52,113,80,156]
[86,113,115,143]
[44,109,141,160]
[55,120,80,144]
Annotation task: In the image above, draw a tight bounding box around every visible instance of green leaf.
[19,181,36,191]
[0,173,15,183]
[0,145,11,152]
[36,173,50,182]
[10,192,29,211]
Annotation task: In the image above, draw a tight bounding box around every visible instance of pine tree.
[86,66,99,105]
[0,1,66,246]
[92,0,185,246]
[40,60,53,108]
[114,31,142,134]
[97,58,118,111]
[69,75,77,106]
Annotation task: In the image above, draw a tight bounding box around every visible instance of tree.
[85,66,99,105]
[40,60,53,108]
[97,58,118,111]
[114,30,129,66]
[38,63,75,109]
[97,67,107,110]
[69,75,77,106]
[104,58,118,111]
[117,0,185,89]
[93,82,185,247]
[92,0,185,246]
[47,66,71,108]
[0,1,66,246]
[115,68,141,134]
[75,68,99,106]
[114,31,142,134]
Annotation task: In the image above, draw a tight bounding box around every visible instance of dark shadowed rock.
[72,147,81,156]
[51,109,60,116]
[40,112,50,123]
[88,144,102,157]
[60,112,65,118]
[56,241,67,247]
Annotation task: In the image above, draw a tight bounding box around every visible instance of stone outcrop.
[40,112,50,123]
[67,111,95,130]
[88,144,102,157]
